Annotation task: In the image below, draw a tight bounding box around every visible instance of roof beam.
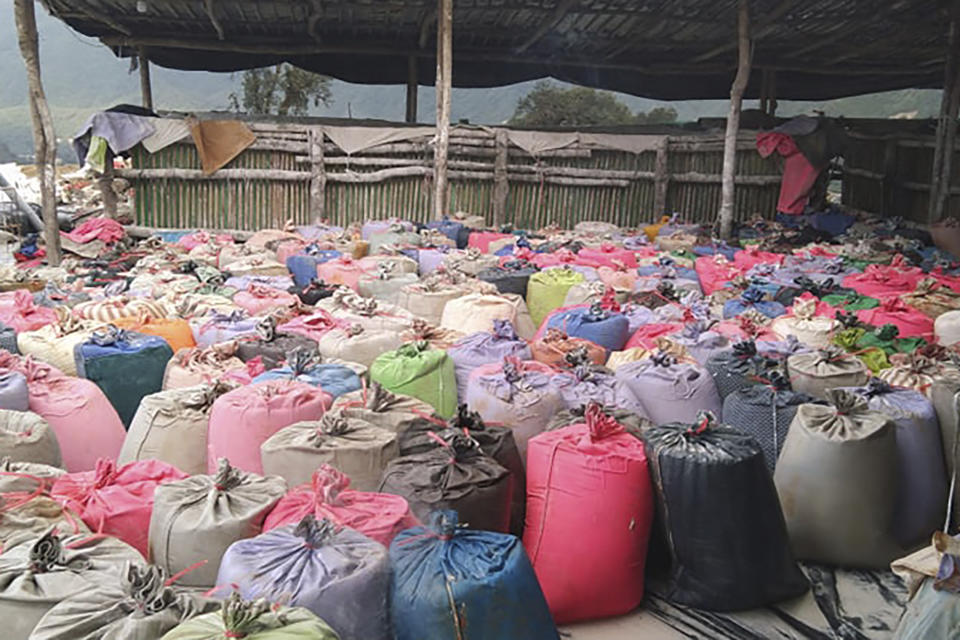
[306,0,323,43]
[49,0,132,36]
[514,0,577,54]
[418,7,437,49]
[691,0,799,62]
[204,0,225,40]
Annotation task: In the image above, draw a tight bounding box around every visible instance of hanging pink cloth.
[757,132,821,215]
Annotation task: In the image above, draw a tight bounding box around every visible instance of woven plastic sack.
[464,358,565,459]
[330,382,436,435]
[120,383,230,475]
[548,365,624,411]
[219,515,390,639]
[287,250,341,287]
[316,255,369,291]
[774,390,902,568]
[370,341,457,419]
[264,465,418,546]
[357,268,419,305]
[315,288,417,333]
[527,268,585,327]
[277,309,342,342]
[162,343,249,390]
[316,325,402,369]
[530,328,606,369]
[0,410,61,467]
[75,327,174,428]
[616,352,722,425]
[643,412,808,610]
[159,593,339,640]
[0,289,58,332]
[770,296,839,348]
[2,356,126,472]
[661,321,730,365]
[787,346,870,400]
[149,460,287,588]
[378,433,512,532]
[113,316,196,353]
[0,530,142,640]
[73,297,167,323]
[477,264,538,296]
[253,351,363,399]
[721,381,813,472]
[261,409,399,491]
[391,510,559,640]
[17,318,105,376]
[447,321,532,399]
[441,292,536,339]
[0,322,17,353]
[234,324,319,371]
[208,380,331,474]
[395,281,469,326]
[189,311,259,347]
[540,303,630,352]
[0,370,27,411]
[0,492,89,549]
[525,406,654,623]
[935,309,960,346]
[29,563,221,640]
[51,459,187,556]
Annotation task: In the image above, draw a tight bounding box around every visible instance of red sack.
[0,290,57,332]
[524,404,654,623]
[207,379,331,474]
[263,465,419,546]
[51,458,187,556]
[0,354,126,472]
[695,256,743,296]
[733,246,784,270]
[576,244,638,270]
[842,263,922,298]
[625,322,684,350]
[232,284,298,316]
[468,232,512,253]
[858,297,935,339]
[277,310,344,342]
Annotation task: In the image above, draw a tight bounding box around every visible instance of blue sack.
[544,303,630,351]
[722,287,787,320]
[286,248,341,287]
[253,350,362,398]
[390,510,559,640]
[75,326,173,428]
[426,219,467,247]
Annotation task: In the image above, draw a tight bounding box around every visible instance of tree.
[509,81,635,127]
[635,106,678,124]
[230,64,333,116]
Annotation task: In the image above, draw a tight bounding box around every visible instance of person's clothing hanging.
[188,118,256,174]
[757,131,821,215]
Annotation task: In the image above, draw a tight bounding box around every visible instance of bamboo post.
[139,49,153,111]
[98,148,118,218]
[308,128,327,220]
[406,56,418,123]
[653,136,670,216]
[931,5,960,223]
[14,0,60,265]
[493,129,509,226]
[717,0,752,240]
[433,0,452,220]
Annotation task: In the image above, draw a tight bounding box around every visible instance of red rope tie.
[224,632,246,638]
[164,560,209,586]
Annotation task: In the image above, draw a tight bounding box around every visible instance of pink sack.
[858,297,936,339]
[177,231,233,251]
[232,284,298,317]
[524,405,654,623]
[733,246,784,270]
[277,310,344,342]
[0,290,57,332]
[468,232,512,253]
[695,256,743,296]
[625,323,684,350]
[842,264,922,298]
[577,244,638,270]
[713,316,780,343]
[207,380,331,474]
[51,458,187,556]
[316,256,368,291]
[532,249,579,269]
[0,354,126,472]
[263,465,419,546]
[596,266,638,291]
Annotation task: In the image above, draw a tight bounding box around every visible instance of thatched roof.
[40,0,951,100]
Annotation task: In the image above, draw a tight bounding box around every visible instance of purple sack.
[217,515,391,640]
[668,321,730,365]
[191,311,260,348]
[223,275,294,291]
[850,380,948,547]
[615,352,722,425]
[447,321,532,400]
[0,370,28,411]
[549,365,623,410]
[417,247,451,275]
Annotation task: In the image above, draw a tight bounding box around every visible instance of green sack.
[833,327,866,351]
[821,292,879,311]
[858,347,891,373]
[160,594,340,640]
[857,324,926,356]
[370,341,457,419]
[526,268,585,327]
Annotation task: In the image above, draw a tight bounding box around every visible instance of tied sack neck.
[294,514,338,549]
[312,465,351,505]
[213,458,244,492]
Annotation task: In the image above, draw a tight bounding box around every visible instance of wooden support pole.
[14,0,60,265]
[98,148,118,219]
[759,69,769,114]
[139,49,153,111]
[406,56,419,123]
[931,6,960,223]
[718,0,752,240]
[768,70,778,116]
[433,0,452,220]
[492,129,509,226]
[308,128,326,221]
[653,137,670,217]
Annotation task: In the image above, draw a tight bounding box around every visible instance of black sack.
[397,405,526,536]
[641,411,808,611]
[234,318,318,370]
[476,263,538,297]
[378,432,512,533]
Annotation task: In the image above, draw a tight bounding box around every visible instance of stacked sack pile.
[2,209,960,638]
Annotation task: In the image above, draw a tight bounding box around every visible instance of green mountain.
[0,0,942,161]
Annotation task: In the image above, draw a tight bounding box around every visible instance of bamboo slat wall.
[843,128,960,222]
[126,122,782,231]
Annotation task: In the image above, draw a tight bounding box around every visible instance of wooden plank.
[493,128,509,225]
[433,0,452,219]
[308,127,326,220]
[718,0,752,240]
[117,168,311,181]
[653,136,669,216]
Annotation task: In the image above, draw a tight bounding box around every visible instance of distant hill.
[0,0,943,161]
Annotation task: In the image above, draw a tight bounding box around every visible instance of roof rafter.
[515,0,578,54]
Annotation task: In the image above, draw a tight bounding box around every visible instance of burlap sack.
[787,346,870,400]
[330,382,436,434]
